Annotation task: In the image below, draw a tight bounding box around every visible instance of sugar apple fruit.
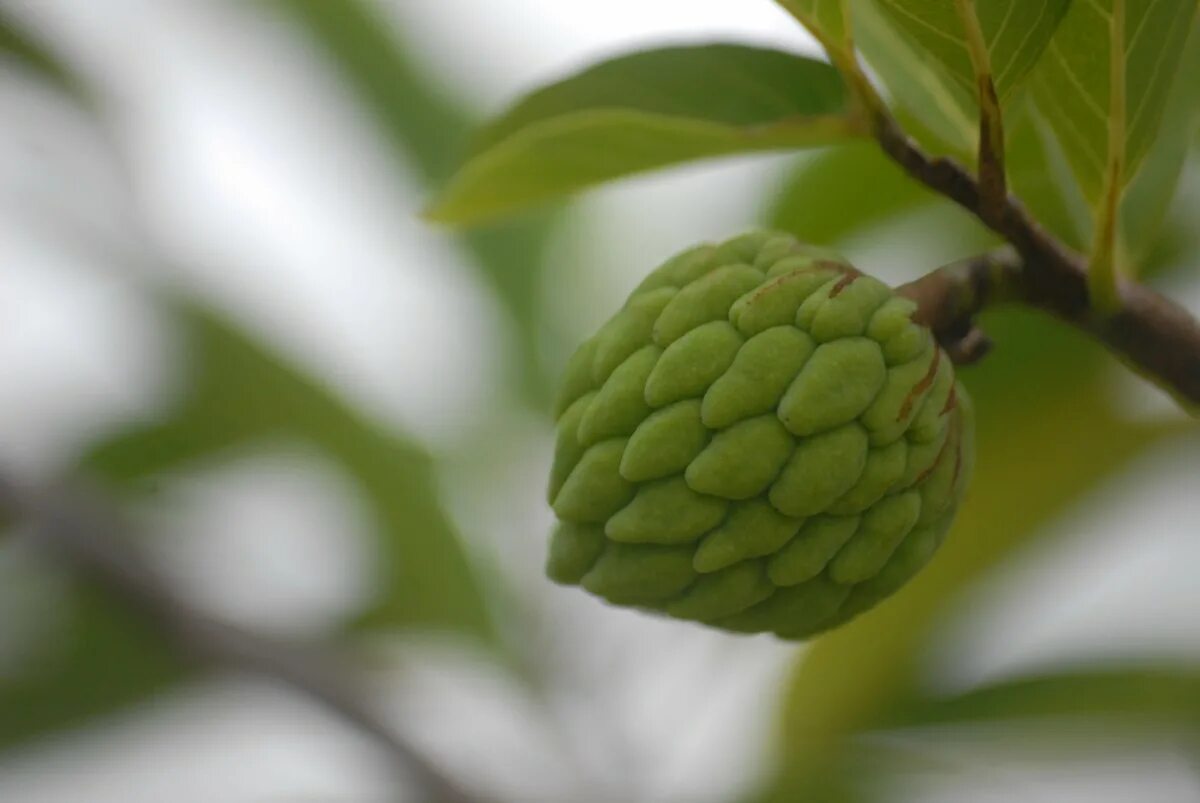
[546,231,973,639]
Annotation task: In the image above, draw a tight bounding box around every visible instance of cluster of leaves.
[2,1,1199,802]
[430,0,1200,269]
[425,0,1200,799]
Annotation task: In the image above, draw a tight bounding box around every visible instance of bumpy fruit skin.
[546,231,973,639]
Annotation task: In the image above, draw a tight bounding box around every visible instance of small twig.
[899,248,1200,409]
[954,0,1006,223]
[897,249,1019,335]
[897,250,1018,364]
[0,474,484,803]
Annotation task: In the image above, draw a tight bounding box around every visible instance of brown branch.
[840,65,1200,409]
[973,77,1007,226]
[899,248,1200,409]
[0,474,486,803]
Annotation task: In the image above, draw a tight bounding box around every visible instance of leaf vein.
[1039,88,1107,174]
[881,1,964,47]
[1125,3,1185,137]
[995,1,1050,87]
[989,1,1018,57]
[1128,0,1165,49]
[1048,40,1108,120]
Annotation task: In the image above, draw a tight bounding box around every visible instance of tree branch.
[828,49,1200,409]
[0,474,486,803]
[899,248,1200,409]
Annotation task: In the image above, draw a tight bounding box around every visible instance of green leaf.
[747,664,1200,800]
[849,1,1071,156]
[766,142,944,245]
[0,582,184,750]
[753,307,1186,799]
[271,0,559,403]
[887,666,1200,730]
[774,0,850,52]
[427,44,862,225]
[1006,103,1092,250]
[83,303,496,643]
[1120,22,1200,267]
[1030,0,1199,203]
[871,1,1071,101]
[852,1,975,154]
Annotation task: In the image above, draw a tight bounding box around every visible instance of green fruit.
[547,231,973,639]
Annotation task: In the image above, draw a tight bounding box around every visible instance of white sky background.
[0,1,1198,802]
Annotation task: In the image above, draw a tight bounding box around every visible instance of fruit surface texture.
[547,231,973,639]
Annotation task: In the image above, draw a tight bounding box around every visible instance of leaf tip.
[420,194,469,227]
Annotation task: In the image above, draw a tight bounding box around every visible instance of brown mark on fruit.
[915,431,953,486]
[828,265,864,298]
[940,384,958,416]
[898,348,941,421]
[950,414,965,486]
[746,260,842,305]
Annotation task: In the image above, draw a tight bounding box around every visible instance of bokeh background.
[1,1,1199,802]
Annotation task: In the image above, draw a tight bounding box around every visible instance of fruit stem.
[900,249,1200,411]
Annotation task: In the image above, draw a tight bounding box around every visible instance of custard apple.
[546,231,973,639]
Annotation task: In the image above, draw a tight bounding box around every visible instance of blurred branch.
[812,29,1200,410]
[0,473,486,803]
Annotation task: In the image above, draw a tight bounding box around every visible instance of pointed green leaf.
[427,44,862,225]
[1030,0,1199,202]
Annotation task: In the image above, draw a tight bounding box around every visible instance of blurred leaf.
[84,303,495,643]
[0,582,184,750]
[270,0,558,403]
[1120,22,1200,268]
[766,141,947,245]
[1030,0,1198,204]
[0,7,188,752]
[887,665,1200,730]
[753,305,1189,800]
[426,44,862,225]
[0,8,83,98]
[870,1,1071,101]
